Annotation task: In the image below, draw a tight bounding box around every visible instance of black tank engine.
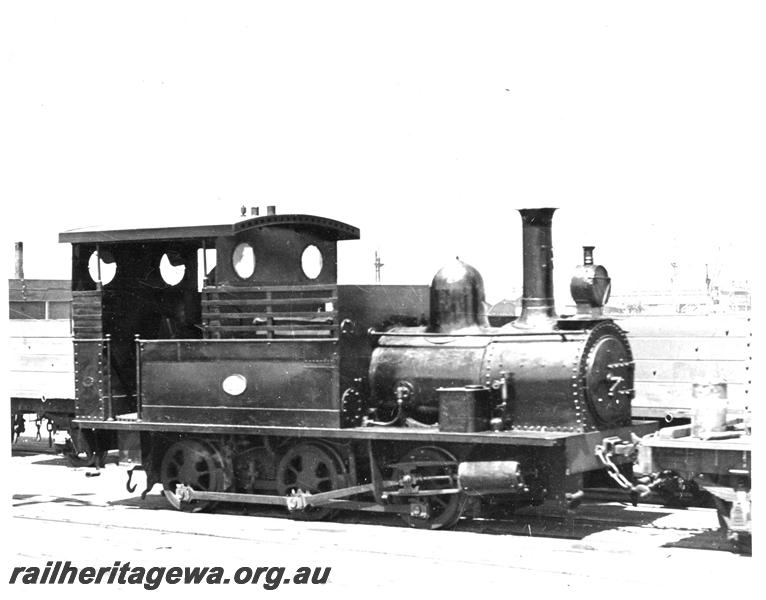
[58,206,654,529]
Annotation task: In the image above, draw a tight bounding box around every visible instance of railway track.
[9,451,752,596]
[10,449,734,550]
[10,443,720,533]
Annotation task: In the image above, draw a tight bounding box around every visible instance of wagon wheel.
[392,446,464,530]
[160,439,227,512]
[276,442,346,521]
[63,429,106,468]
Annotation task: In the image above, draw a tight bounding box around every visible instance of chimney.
[251,207,260,217]
[514,208,558,329]
[266,205,276,216]
[14,242,24,279]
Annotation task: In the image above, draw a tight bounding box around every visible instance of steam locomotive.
[58,207,656,528]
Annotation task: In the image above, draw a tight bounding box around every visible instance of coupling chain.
[32,416,57,447]
[595,437,651,500]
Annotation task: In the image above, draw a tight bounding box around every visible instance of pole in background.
[15,241,24,279]
[374,251,384,283]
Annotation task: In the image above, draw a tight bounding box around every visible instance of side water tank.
[429,259,489,333]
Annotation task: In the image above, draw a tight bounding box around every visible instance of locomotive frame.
[58,207,657,529]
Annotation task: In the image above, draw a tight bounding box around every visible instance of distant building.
[609,284,750,315]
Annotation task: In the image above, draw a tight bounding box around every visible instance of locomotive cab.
[64,235,206,420]
[60,212,428,428]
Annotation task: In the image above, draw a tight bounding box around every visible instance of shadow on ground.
[14,451,738,553]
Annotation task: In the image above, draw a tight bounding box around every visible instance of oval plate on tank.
[222,374,248,396]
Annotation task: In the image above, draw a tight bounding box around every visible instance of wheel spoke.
[394,446,463,530]
[276,443,345,521]
[160,439,226,513]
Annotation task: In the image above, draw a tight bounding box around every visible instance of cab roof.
[59,214,360,245]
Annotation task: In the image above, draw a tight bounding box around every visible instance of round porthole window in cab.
[232,242,255,279]
[88,250,117,285]
[160,252,186,286]
[301,245,323,279]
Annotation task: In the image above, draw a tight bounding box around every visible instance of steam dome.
[428,259,489,333]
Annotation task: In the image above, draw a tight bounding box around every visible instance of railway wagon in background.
[618,314,751,423]
[9,278,77,451]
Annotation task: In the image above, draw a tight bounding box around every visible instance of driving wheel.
[393,446,464,530]
[160,438,227,512]
[276,442,346,521]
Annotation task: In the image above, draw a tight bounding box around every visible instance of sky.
[2,1,763,306]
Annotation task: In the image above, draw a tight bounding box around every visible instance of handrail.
[135,335,142,419]
[105,334,113,420]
